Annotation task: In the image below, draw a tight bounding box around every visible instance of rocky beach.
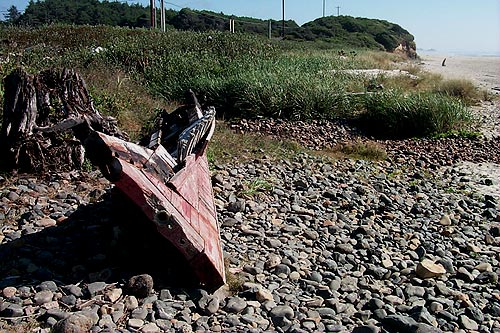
[1,56,500,333]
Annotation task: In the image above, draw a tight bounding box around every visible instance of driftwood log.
[1,67,127,173]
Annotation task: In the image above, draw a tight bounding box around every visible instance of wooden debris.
[1,67,127,173]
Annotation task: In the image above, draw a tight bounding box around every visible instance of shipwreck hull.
[0,67,225,290]
[84,131,225,290]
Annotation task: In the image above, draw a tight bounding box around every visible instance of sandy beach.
[418,53,500,138]
[418,53,500,200]
[419,53,500,92]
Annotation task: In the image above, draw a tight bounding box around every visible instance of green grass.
[224,257,244,294]
[0,25,482,141]
[319,140,387,161]
[207,123,303,164]
[431,130,481,139]
[358,90,474,138]
[81,65,173,141]
[238,178,274,197]
[433,78,480,105]
[329,140,388,160]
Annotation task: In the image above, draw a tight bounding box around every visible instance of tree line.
[3,0,151,27]
[2,0,415,52]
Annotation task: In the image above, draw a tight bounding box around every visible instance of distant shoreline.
[417,49,500,58]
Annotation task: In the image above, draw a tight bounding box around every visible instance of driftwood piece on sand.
[1,67,127,173]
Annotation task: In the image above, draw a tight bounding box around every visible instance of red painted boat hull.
[84,131,225,290]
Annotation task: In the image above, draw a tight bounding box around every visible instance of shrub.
[359,90,474,138]
[434,78,479,104]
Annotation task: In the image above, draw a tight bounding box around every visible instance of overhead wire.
[162,1,297,31]
[4,0,300,32]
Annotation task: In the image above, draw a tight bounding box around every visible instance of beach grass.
[0,25,480,139]
[324,140,388,160]
[207,122,303,164]
[359,90,473,138]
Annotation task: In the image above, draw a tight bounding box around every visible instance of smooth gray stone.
[198,294,220,315]
[270,305,295,319]
[0,303,24,317]
[34,290,54,305]
[130,307,148,320]
[86,282,106,296]
[224,296,247,313]
[37,281,58,292]
[352,325,380,333]
[382,314,418,332]
[459,315,479,331]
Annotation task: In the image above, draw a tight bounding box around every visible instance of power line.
[6,0,300,34]
[165,2,183,9]
[282,0,285,37]
[175,6,289,29]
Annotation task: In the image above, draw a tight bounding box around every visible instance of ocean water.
[417,49,500,57]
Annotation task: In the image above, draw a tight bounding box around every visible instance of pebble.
[475,262,493,272]
[52,313,94,333]
[124,295,139,311]
[104,288,122,302]
[2,286,17,298]
[36,217,57,227]
[429,302,444,313]
[352,325,380,333]
[270,305,294,319]
[38,281,58,292]
[86,282,106,296]
[131,306,148,320]
[1,124,500,333]
[416,259,447,278]
[66,285,83,297]
[141,323,160,332]
[224,296,247,313]
[289,271,301,281]
[34,290,53,305]
[459,315,479,330]
[128,318,144,328]
[198,294,220,314]
[256,288,274,302]
[0,303,24,317]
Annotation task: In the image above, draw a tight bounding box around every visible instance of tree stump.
[1,67,128,173]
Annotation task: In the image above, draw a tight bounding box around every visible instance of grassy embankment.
[0,25,485,163]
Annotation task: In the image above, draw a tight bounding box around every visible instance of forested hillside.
[3,0,415,53]
[13,0,152,27]
[293,16,415,52]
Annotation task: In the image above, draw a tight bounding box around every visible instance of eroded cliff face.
[394,41,418,59]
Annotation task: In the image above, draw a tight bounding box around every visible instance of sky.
[2,0,500,55]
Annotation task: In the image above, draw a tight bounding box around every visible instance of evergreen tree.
[4,5,21,23]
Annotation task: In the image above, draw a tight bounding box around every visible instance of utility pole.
[149,0,156,29]
[282,0,285,38]
[336,6,340,16]
[268,20,272,39]
[160,0,165,32]
[323,0,325,17]
[229,17,235,33]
